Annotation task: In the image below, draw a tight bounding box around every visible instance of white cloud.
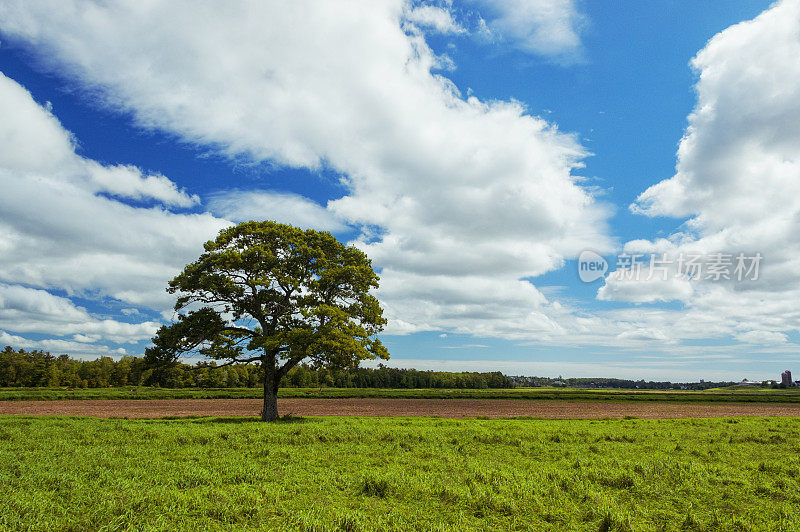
[0,0,612,343]
[207,190,347,232]
[600,0,800,346]
[616,328,669,342]
[0,71,228,353]
[0,330,127,356]
[472,0,586,62]
[736,330,788,345]
[599,272,693,303]
[4,0,793,363]
[0,72,228,310]
[376,270,564,338]
[86,163,199,208]
[631,0,800,230]
[439,344,489,349]
[405,4,465,34]
[0,283,160,343]
[0,72,198,208]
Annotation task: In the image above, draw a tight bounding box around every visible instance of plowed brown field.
[2,398,800,418]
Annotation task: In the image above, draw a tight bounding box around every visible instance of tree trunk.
[262,359,279,422]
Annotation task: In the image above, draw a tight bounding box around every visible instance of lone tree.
[145,220,389,421]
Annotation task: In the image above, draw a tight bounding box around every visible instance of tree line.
[2,346,750,390]
[508,375,740,390]
[0,347,513,389]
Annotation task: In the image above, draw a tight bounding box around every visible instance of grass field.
[2,386,800,403]
[2,415,800,531]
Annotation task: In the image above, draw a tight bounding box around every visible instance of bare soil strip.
[1,398,800,419]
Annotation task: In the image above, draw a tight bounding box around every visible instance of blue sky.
[1,0,799,381]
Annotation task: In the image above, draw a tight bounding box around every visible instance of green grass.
[2,385,800,403]
[2,415,800,530]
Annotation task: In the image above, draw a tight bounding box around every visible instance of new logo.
[578,250,608,282]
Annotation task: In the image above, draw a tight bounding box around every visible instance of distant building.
[781,370,793,387]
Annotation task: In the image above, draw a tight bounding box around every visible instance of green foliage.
[144,221,389,420]
[0,347,264,389]
[282,363,513,389]
[0,348,516,394]
[1,416,799,530]
[360,477,392,498]
[0,347,147,388]
[147,221,388,368]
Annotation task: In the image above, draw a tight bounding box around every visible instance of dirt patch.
[1,398,800,419]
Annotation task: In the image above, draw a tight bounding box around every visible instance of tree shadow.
[178,414,319,425]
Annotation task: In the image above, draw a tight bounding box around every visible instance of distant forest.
[0,346,512,389]
[1,346,741,390]
[507,375,742,391]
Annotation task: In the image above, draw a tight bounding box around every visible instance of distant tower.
[781,370,792,386]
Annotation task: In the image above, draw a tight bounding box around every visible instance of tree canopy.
[145,220,389,420]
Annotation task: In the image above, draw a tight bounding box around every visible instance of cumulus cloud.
[616,328,669,342]
[472,0,586,62]
[207,190,347,232]
[0,0,612,343]
[439,344,490,349]
[629,0,800,266]
[0,283,160,343]
[599,271,693,304]
[0,330,126,356]
[4,0,792,361]
[631,0,800,229]
[735,330,788,345]
[0,72,228,309]
[600,0,800,346]
[405,4,465,34]
[0,71,228,353]
[0,73,198,208]
[86,163,199,208]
